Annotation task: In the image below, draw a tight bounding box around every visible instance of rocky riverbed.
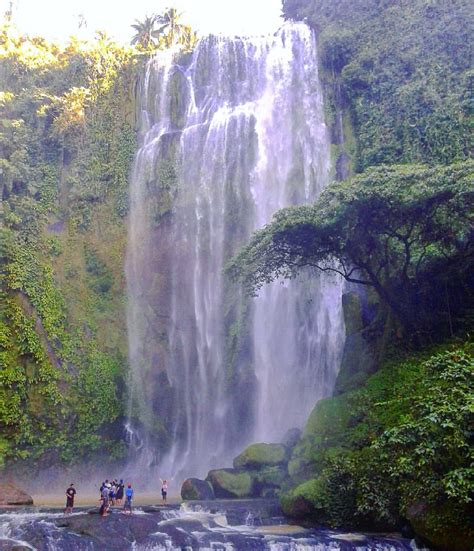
[0,499,427,550]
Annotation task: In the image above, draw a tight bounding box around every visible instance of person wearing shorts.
[160,479,168,504]
[65,484,76,514]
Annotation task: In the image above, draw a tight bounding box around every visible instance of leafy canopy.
[283,0,473,168]
[131,9,198,52]
[229,162,474,334]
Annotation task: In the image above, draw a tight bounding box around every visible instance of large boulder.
[0,483,33,506]
[233,443,287,469]
[253,465,289,498]
[406,500,474,551]
[255,465,288,487]
[206,469,253,499]
[288,395,352,482]
[281,478,324,520]
[181,478,215,501]
[281,428,301,451]
[334,332,377,394]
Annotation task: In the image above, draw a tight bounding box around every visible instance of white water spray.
[125,23,344,478]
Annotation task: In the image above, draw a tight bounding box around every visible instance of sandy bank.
[31,493,182,508]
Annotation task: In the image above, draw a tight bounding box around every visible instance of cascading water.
[125,23,345,478]
[0,505,423,550]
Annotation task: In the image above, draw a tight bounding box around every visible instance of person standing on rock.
[109,481,116,506]
[99,484,110,517]
[65,483,76,514]
[116,479,124,505]
[160,479,168,504]
[123,483,134,514]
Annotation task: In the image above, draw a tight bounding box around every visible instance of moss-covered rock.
[281,478,326,520]
[334,332,377,394]
[253,465,289,497]
[233,443,287,469]
[288,396,352,481]
[206,469,253,498]
[333,291,381,395]
[405,500,474,551]
[342,292,363,336]
[168,68,190,130]
[181,478,215,501]
[304,397,352,442]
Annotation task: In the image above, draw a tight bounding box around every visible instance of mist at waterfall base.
[125,21,344,484]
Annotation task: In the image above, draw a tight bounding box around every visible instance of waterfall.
[125,23,345,479]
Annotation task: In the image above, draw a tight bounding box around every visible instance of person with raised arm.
[159,478,168,504]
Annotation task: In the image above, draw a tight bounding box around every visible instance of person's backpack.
[126,488,133,499]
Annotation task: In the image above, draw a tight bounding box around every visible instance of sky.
[6,0,285,43]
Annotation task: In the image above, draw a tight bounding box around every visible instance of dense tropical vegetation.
[282,342,473,549]
[226,1,474,548]
[282,0,473,169]
[0,0,472,547]
[0,12,198,469]
[230,162,474,340]
[0,24,137,466]
[131,9,197,51]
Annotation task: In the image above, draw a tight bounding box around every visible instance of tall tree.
[153,8,187,48]
[131,15,157,49]
[229,162,474,337]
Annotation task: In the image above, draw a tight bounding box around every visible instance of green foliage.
[67,344,121,458]
[131,15,158,49]
[230,162,474,338]
[372,347,473,507]
[319,29,354,73]
[283,341,474,544]
[0,25,136,467]
[84,247,114,294]
[113,124,136,217]
[283,0,473,168]
[8,248,65,328]
[131,10,198,52]
[0,290,66,464]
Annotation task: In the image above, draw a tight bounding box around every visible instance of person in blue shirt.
[123,483,134,514]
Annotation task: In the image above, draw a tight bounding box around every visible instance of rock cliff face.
[0,483,33,506]
[0,32,140,468]
[333,290,380,395]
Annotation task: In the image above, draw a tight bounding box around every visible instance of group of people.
[64,478,170,516]
[99,479,133,516]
